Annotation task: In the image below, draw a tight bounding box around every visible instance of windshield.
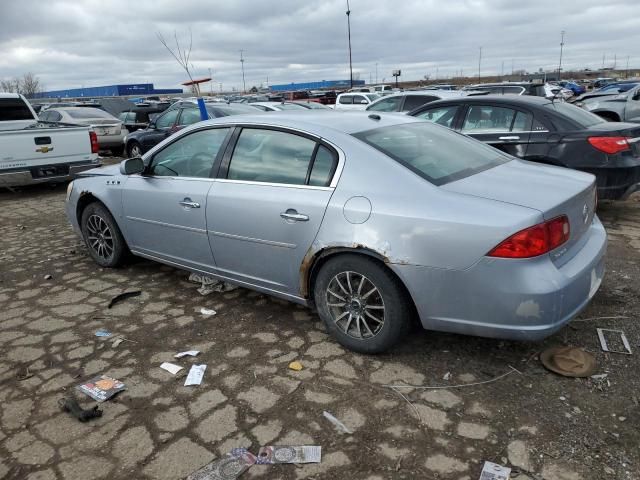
[543,102,605,127]
[365,94,381,101]
[353,122,509,186]
[277,103,308,110]
[66,108,115,119]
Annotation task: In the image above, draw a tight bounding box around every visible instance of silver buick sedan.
[65,111,606,353]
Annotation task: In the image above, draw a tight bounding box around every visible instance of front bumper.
[392,216,607,341]
[0,160,102,188]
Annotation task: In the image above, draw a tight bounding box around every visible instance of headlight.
[66,181,74,201]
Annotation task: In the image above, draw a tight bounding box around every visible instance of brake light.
[488,216,570,258]
[89,131,99,154]
[588,136,630,155]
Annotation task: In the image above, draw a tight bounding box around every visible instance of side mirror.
[360,100,368,105]
[120,157,145,175]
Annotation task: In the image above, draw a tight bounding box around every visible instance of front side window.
[178,108,203,126]
[462,105,516,133]
[415,105,459,128]
[155,109,179,129]
[149,128,230,178]
[367,96,402,112]
[354,123,508,186]
[339,95,353,105]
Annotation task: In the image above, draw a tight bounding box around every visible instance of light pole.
[626,55,630,78]
[346,0,353,89]
[375,62,378,84]
[240,49,246,93]
[558,30,565,81]
[208,68,213,95]
[478,46,482,82]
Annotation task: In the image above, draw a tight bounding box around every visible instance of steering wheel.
[189,152,213,177]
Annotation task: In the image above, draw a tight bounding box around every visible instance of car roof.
[194,111,422,135]
[415,94,552,107]
[0,93,21,99]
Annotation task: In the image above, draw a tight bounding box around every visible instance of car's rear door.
[121,127,232,270]
[206,126,339,296]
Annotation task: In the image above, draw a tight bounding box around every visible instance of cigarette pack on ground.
[479,461,511,480]
[76,375,125,402]
[256,446,321,464]
[187,448,256,480]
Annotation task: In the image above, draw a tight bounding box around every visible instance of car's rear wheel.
[314,254,412,354]
[127,141,143,158]
[80,202,127,268]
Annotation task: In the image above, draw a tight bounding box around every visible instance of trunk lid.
[442,160,597,265]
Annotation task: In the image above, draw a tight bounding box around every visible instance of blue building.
[33,83,183,99]
[269,79,366,92]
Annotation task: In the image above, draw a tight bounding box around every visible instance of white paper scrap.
[160,362,183,375]
[479,461,511,480]
[174,350,201,358]
[184,364,207,386]
[200,308,216,316]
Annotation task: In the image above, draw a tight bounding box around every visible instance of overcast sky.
[0,0,637,92]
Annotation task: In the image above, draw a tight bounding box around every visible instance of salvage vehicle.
[334,92,381,110]
[409,95,640,200]
[572,81,639,103]
[576,84,640,124]
[41,107,126,155]
[123,102,260,157]
[66,111,606,353]
[366,90,465,113]
[0,93,100,188]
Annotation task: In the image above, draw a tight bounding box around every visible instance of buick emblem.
[582,204,589,224]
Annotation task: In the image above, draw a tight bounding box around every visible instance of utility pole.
[613,53,617,70]
[626,55,630,78]
[375,63,378,84]
[346,0,353,89]
[435,67,438,80]
[558,30,565,81]
[208,68,213,95]
[478,46,482,82]
[511,59,514,75]
[602,53,605,69]
[501,60,504,78]
[239,49,246,93]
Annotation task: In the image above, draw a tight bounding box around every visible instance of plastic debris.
[443,372,452,381]
[288,361,303,371]
[44,274,53,280]
[185,364,207,386]
[107,290,141,309]
[597,328,632,355]
[189,273,239,296]
[76,375,126,402]
[200,308,217,316]
[256,446,321,464]
[322,411,353,434]
[187,448,256,480]
[160,362,183,375]
[111,337,124,348]
[58,397,103,422]
[175,350,200,358]
[95,328,112,337]
[479,461,511,480]
[590,373,608,380]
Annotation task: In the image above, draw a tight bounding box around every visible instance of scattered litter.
[590,373,608,380]
[44,274,53,280]
[16,367,34,381]
[76,375,126,402]
[200,308,217,316]
[383,366,520,390]
[111,337,124,348]
[160,362,183,375]
[185,364,207,386]
[58,397,103,422]
[479,461,511,480]
[540,346,597,377]
[288,361,303,371]
[597,328,632,355]
[322,411,352,434]
[107,290,142,309]
[187,448,256,480]
[95,328,112,337]
[257,446,321,464]
[189,272,239,296]
[442,372,452,381]
[175,350,200,358]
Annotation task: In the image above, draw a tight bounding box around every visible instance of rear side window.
[308,145,337,187]
[462,105,516,133]
[0,98,34,120]
[155,109,179,129]
[367,96,402,112]
[402,95,438,111]
[178,108,203,126]
[543,102,604,127]
[354,123,508,186]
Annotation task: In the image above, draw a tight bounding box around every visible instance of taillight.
[588,136,631,155]
[89,131,99,154]
[488,215,570,258]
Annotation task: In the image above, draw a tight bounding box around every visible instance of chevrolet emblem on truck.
[36,146,54,153]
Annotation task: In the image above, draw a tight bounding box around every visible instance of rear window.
[354,123,509,186]
[0,98,33,121]
[543,102,605,127]
[66,108,115,119]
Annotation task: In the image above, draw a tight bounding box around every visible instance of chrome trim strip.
[126,216,207,234]
[214,178,332,191]
[208,230,296,249]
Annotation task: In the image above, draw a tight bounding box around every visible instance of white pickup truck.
[0,93,100,188]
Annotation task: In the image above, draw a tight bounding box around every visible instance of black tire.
[127,141,143,158]
[110,145,124,156]
[80,202,128,268]
[314,254,412,354]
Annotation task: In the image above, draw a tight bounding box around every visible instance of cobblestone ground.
[0,182,639,480]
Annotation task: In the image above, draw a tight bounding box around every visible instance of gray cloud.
[0,0,636,92]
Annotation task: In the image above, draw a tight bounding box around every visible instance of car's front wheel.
[314,254,412,354]
[127,141,143,158]
[80,202,127,268]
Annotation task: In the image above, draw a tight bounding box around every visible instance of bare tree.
[20,72,42,98]
[1,78,20,93]
[157,29,199,95]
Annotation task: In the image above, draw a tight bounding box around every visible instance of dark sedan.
[409,95,640,200]
[124,103,260,157]
[118,105,169,133]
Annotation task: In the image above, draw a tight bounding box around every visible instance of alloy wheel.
[325,271,385,339]
[130,144,142,157]
[86,214,114,261]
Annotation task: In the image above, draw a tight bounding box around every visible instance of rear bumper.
[97,133,126,148]
[583,165,640,200]
[0,160,102,187]
[391,216,607,341]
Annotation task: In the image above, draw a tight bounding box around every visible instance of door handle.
[498,136,520,140]
[280,210,309,222]
[179,198,200,209]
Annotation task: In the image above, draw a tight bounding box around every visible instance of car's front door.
[121,127,232,270]
[207,127,339,296]
[625,86,640,123]
[460,104,532,158]
[141,108,180,151]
